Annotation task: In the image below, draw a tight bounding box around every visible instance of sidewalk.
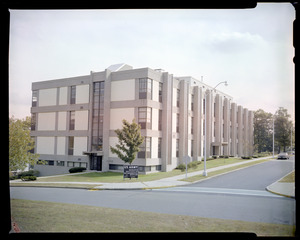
[11,156,273,190]
[266,171,295,198]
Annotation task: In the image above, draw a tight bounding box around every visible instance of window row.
[36,160,87,168]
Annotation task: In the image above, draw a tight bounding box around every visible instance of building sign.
[123,165,138,179]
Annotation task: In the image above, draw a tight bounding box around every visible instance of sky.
[9,3,295,121]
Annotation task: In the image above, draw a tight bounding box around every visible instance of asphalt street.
[10,157,295,225]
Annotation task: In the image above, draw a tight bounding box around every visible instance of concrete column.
[237,105,243,157]
[179,80,189,164]
[161,73,173,171]
[230,102,237,156]
[193,86,202,161]
[223,98,230,156]
[102,69,112,171]
[214,94,222,155]
[243,108,249,157]
[205,89,212,158]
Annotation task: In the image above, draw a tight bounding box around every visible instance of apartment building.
[31,63,254,176]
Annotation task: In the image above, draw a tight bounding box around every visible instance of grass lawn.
[279,171,295,183]
[33,158,256,183]
[10,199,294,236]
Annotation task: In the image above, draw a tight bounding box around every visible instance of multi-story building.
[31,63,254,176]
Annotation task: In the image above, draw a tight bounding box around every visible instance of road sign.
[123,165,139,179]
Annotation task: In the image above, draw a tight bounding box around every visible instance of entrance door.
[90,156,102,171]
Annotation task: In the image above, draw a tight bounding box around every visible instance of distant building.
[31,63,254,176]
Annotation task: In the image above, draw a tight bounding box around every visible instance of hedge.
[69,167,86,173]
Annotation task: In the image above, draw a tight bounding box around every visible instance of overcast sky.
[9,3,295,121]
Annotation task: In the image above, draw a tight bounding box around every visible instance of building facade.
[31,64,254,176]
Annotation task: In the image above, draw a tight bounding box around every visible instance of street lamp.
[203,81,228,176]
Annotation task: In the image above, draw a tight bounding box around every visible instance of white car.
[277,152,289,160]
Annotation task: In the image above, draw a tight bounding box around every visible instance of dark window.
[68,136,74,155]
[158,109,162,131]
[158,138,162,158]
[139,78,152,99]
[176,139,179,157]
[177,89,180,107]
[69,111,75,130]
[191,94,194,111]
[191,140,194,157]
[191,117,194,134]
[70,86,76,104]
[159,82,163,103]
[138,137,151,158]
[31,113,36,131]
[138,107,152,129]
[92,82,104,151]
[46,160,54,166]
[176,114,179,133]
[203,99,206,114]
[32,90,37,107]
[56,161,65,166]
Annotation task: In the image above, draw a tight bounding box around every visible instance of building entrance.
[90,155,102,171]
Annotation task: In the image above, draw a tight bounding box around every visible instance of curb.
[265,170,295,198]
[265,186,295,199]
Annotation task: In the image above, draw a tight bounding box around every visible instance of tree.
[274,107,293,153]
[9,116,39,172]
[253,109,273,153]
[110,119,144,165]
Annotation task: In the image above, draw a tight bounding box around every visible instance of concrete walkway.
[11,156,273,190]
[266,171,295,198]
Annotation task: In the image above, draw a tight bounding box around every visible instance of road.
[10,158,295,225]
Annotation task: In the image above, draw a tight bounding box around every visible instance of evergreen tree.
[110,119,144,165]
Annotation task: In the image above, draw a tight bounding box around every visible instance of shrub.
[21,176,37,181]
[69,167,86,173]
[17,170,40,178]
[241,156,252,159]
[9,175,18,180]
[175,164,186,172]
[187,161,198,169]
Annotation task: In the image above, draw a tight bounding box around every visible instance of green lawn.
[10,199,295,236]
[279,171,295,183]
[34,158,253,183]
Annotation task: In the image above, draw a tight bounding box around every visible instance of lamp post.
[203,81,228,176]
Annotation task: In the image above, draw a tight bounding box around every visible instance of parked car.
[277,152,289,160]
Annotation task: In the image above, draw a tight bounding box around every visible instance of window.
[158,138,162,158]
[191,94,194,111]
[139,78,152,99]
[191,140,194,157]
[176,139,179,157]
[138,107,152,129]
[177,89,180,107]
[31,113,36,131]
[176,114,179,133]
[158,110,162,131]
[56,161,65,166]
[159,82,163,102]
[92,82,104,151]
[46,160,54,166]
[69,111,75,130]
[138,137,151,158]
[70,86,76,104]
[191,117,194,134]
[67,161,87,168]
[68,136,74,155]
[32,90,38,107]
[203,99,206,114]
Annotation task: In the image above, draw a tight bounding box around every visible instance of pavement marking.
[153,187,285,198]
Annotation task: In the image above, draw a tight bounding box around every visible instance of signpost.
[123,165,138,180]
